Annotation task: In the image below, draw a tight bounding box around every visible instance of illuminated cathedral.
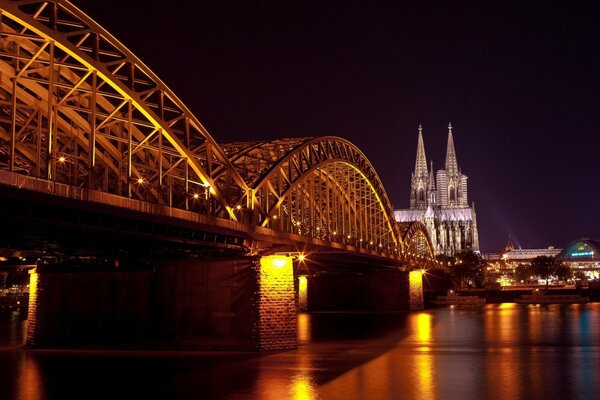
[394,124,480,256]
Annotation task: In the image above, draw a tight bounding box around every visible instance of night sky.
[71,0,600,252]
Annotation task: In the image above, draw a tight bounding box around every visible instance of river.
[1,304,599,399]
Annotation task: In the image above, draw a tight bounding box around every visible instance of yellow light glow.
[193,193,199,199]
[236,205,242,210]
[261,255,291,270]
[298,275,308,311]
[137,177,144,184]
[409,270,424,310]
[291,373,317,400]
[298,254,306,262]
[58,156,66,163]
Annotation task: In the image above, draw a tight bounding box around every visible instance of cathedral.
[394,124,480,256]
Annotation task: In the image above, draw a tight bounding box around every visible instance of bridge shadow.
[0,310,422,399]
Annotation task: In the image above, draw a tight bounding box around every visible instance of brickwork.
[26,256,298,351]
[254,256,297,350]
[409,271,424,310]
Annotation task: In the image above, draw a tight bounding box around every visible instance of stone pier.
[26,255,297,351]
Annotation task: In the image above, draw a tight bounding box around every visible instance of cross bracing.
[0,0,436,262]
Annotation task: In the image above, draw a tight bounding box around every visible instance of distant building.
[483,238,562,264]
[557,238,600,280]
[394,124,479,256]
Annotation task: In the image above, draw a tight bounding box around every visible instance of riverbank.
[425,287,600,305]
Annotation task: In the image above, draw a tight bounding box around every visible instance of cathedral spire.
[428,161,436,191]
[445,122,459,174]
[414,124,428,178]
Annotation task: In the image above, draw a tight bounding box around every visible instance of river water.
[1,304,599,399]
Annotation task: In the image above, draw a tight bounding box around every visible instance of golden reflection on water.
[290,371,317,400]
[411,312,435,400]
[298,313,311,343]
[484,304,520,399]
[17,355,41,400]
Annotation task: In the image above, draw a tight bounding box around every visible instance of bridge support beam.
[26,256,297,351]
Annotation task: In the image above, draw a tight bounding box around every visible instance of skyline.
[72,0,600,251]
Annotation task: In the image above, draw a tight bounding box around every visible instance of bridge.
[0,0,436,350]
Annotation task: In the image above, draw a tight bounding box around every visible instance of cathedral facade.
[394,124,480,256]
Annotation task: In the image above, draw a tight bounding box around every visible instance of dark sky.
[72,0,600,252]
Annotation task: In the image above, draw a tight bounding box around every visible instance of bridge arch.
[0,0,247,219]
[220,137,402,255]
[399,221,436,265]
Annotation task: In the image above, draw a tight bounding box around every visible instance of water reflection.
[1,305,600,399]
[411,313,435,400]
[17,355,42,400]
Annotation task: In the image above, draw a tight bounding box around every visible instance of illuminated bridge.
[0,0,436,350]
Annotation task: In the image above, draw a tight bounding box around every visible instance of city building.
[483,238,562,265]
[394,124,479,256]
[557,238,600,280]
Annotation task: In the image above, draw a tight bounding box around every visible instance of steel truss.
[0,0,247,220]
[0,1,435,261]
[400,221,436,266]
[220,137,402,255]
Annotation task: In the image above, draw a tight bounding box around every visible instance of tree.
[514,263,533,284]
[530,256,570,289]
[450,250,485,289]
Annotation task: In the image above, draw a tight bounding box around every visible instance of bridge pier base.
[26,255,297,351]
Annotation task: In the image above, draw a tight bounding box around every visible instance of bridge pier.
[27,255,297,351]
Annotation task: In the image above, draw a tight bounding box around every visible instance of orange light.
[193,193,199,199]
[298,254,306,262]
[236,205,242,210]
[137,177,144,184]
[58,156,66,163]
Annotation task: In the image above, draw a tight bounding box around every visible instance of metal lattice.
[0,0,247,219]
[0,1,437,261]
[221,137,402,255]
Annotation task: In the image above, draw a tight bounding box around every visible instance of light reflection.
[17,355,42,400]
[411,313,435,400]
[413,312,432,343]
[297,313,311,343]
[290,372,317,400]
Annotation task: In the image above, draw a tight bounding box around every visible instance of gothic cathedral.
[394,124,480,256]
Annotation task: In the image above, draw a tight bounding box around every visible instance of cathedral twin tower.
[395,124,480,256]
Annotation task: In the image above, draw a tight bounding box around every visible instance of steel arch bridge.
[0,0,434,263]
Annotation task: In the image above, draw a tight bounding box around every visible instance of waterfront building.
[557,238,600,280]
[394,124,479,256]
[483,238,562,265]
